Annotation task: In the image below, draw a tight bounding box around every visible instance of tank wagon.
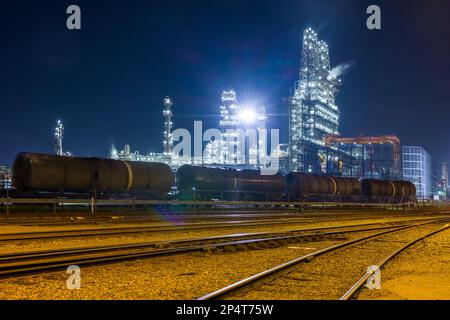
[285,173,361,201]
[10,152,417,204]
[176,165,285,201]
[361,179,416,202]
[12,152,174,198]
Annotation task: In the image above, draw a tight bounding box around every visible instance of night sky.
[1,0,449,171]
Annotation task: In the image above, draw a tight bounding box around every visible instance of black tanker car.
[12,152,174,198]
[10,153,416,203]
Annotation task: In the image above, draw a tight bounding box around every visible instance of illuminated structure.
[402,146,432,199]
[220,90,240,164]
[325,135,402,180]
[54,120,64,156]
[204,140,223,165]
[220,90,240,128]
[289,28,341,173]
[437,161,449,199]
[111,97,173,167]
[52,120,72,156]
[163,96,173,155]
[112,144,170,164]
[111,90,266,170]
[441,161,448,190]
[0,166,12,190]
[275,143,290,174]
[219,90,267,167]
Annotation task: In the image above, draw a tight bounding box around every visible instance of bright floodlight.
[238,108,257,124]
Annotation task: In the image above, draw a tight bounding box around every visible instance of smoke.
[328,60,356,80]
[110,143,118,159]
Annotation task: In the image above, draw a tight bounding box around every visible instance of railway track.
[0,217,334,241]
[0,220,434,279]
[197,218,450,300]
[340,223,450,300]
[2,208,449,227]
[0,214,447,243]
[0,211,383,227]
[0,213,308,227]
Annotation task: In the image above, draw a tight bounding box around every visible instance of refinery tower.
[289,28,341,173]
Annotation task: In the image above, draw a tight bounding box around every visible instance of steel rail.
[0,215,443,242]
[0,223,421,279]
[197,218,449,300]
[0,223,410,263]
[339,223,450,300]
[0,197,412,207]
[0,217,332,242]
[0,209,443,227]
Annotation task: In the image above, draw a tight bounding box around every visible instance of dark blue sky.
[1,0,449,170]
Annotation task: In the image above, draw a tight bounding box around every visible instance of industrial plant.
[66,27,444,201]
[0,27,443,202]
[3,28,440,202]
[1,0,450,304]
[289,28,341,174]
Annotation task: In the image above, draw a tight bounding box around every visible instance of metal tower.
[163,96,173,155]
[220,90,240,128]
[289,28,341,173]
[54,120,64,156]
[219,90,241,164]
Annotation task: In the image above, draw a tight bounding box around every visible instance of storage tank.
[12,152,174,195]
[176,165,284,195]
[285,173,333,195]
[61,156,93,190]
[90,158,129,192]
[361,179,416,201]
[361,179,391,199]
[391,180,416,200]
[333,177,362,196]
[176,165,230,191]
[285,173,361,198]
[12,152,67,190]
[126,161,174,193]
[235,170,285,193]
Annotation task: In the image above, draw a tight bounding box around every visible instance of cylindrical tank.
[176,165,227,191]
[126,161,174,193]
[90,158,129,192]
[285,173,332,195]
[12,152,174,195]
[408,182,417,200]
[285,173,360,197]
[12,152,66,190]
[362,179,389,198]
[236,170,285,193]
[176,165,284,194]
[391,180,416,200]
[333,177,362,196]
[61,156,93,190]
[361,179,416,201]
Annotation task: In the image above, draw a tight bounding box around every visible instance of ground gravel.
[0,235,361,299]
[230,223,450,300]
[0,215,443,255]
[0,216,448,300]
[356,227,450,300]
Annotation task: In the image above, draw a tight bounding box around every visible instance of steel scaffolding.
[289,28,341,173]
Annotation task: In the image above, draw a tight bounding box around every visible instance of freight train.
[8,152,417,203]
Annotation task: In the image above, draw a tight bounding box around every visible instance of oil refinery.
[1,0,450,308]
